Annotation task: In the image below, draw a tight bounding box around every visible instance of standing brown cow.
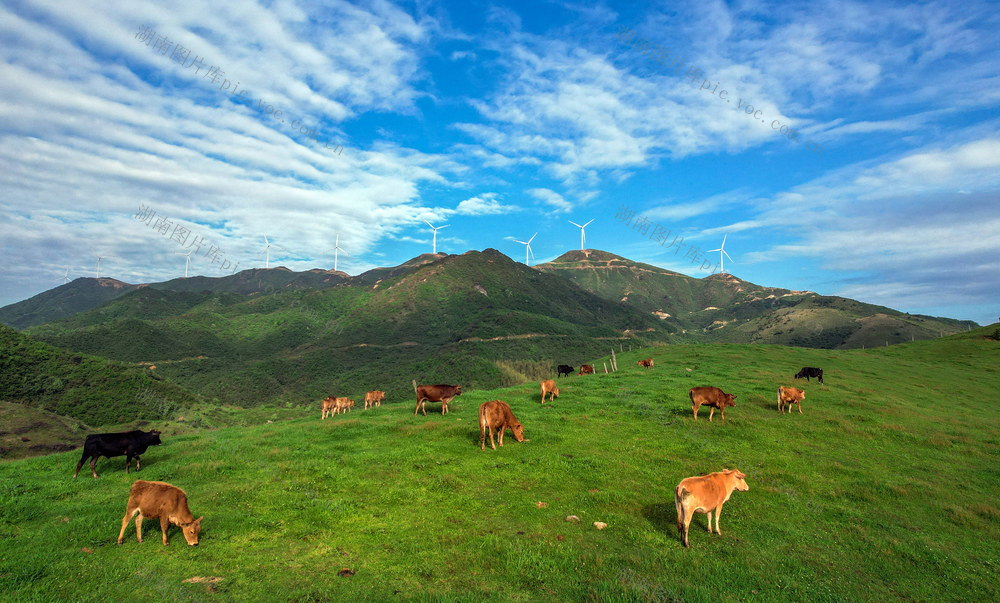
[540,379,559,404]
[334,397,354,414]
[365,390,386,409]
[479,400,525,450]
[577,364,595,376]
[675,469,748,547]
[637,358,654,368]
[117,480,202,547]
[321,396,337,420]
[413,382,463,415]
[689,386,737,421]
[777,386,805,413]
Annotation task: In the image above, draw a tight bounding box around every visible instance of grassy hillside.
[537,250,977,348]
[1,330,997,600]
[23,250,670,408]
[0,324,201,427]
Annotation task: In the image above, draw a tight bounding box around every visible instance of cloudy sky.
[1,0,997,325]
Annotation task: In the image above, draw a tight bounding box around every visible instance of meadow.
[1,334,998,601]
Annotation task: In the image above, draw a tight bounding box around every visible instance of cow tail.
[777,387,781,411]
[412,379,418,396]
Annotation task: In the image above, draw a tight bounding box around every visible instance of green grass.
[1,334,998,601]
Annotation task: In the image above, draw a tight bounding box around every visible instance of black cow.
[794,367,824,384]
[556,365,574,378]
[73,429,162,479]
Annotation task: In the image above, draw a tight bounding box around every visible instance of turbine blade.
[723,250,734,262]
[568,220,581,228]
[528,233,537,244]
[721,233,728,247]
[528,246,535,259]
[438,225,449,230]
[424,219,435,229]
[583,219,594,227]
[513,240,526,245]
[708,248,721,253]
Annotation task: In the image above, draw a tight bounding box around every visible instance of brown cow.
[675,469,748,547]
[365,390,386,409]
[321,396,337,420]
[777,386,805,414]
[479,400,525,450]
[690,386,737,421]
[413,382,462,415]
[334,397,354,414]
[117,480,203,547]
[540,379,559,404]
[637,358,654,368]
[577,364,595,376]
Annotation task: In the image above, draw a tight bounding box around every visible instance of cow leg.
[489,426,497,450]
[706,510,713,532]
[708,408,715,422]
[692,404,699,420]
[74,451,89,479]
[135,513,145,542]
[498,426,505,447]
[714,504,723,534]
[160,516,171,546]
[681,508,693,547]
[798,401,803,414]
[90,456,99,479]
[675,498,683,534]
[481,424,487,450]
[720,407,725,421]
[117,506,139,544]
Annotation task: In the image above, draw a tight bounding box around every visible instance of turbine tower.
[568,219,594,251]
[95,255,103,278]
[424,220,449,255]
[325,233,349,272]
[177,250,193,277]
[513,233,537,266]
[261,233,282,269]
[708,234,735,274]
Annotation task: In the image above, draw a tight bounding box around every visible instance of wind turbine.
[325,233,349,272]
[423,220,449,255]
[60,268,70,284]
[177,250,193,277]
[568,219,594,251]
[95,255,105,278]
[708,234,735,274]
[513,233,537,266]
[261,233,282,269]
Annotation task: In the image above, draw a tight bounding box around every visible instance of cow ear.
[195,516,203,524]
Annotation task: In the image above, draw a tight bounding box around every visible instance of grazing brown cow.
[675,469,749,547]
[637,358,654,368]
[479,400,525,450]
[321,396,337,420]
[413,382,462,415]
[540,379,559,404]
[364,390,386,409]
[577,364,595,376]
[690,386,737,421]
[117,480,203,547]
[334,397,354,414]
[777,386,805,414]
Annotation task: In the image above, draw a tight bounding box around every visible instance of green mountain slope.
[22,250,670,408]
[1,330,997,600]
[0,268,347,330]
[536,249,976,348]
[0,324,200,427]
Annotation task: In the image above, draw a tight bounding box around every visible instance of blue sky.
[1,0,997,325]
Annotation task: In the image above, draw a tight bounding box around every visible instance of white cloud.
[454,193,518,215]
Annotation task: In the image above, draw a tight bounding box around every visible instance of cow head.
[794,371,804,380]
[728,470,749,492]
[180,516,203,546]
[511,422,525,443]
[147,430,163,446]
[454,385,463,396]
[725,394,737,408]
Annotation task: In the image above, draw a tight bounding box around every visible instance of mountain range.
[0,249,977,422]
